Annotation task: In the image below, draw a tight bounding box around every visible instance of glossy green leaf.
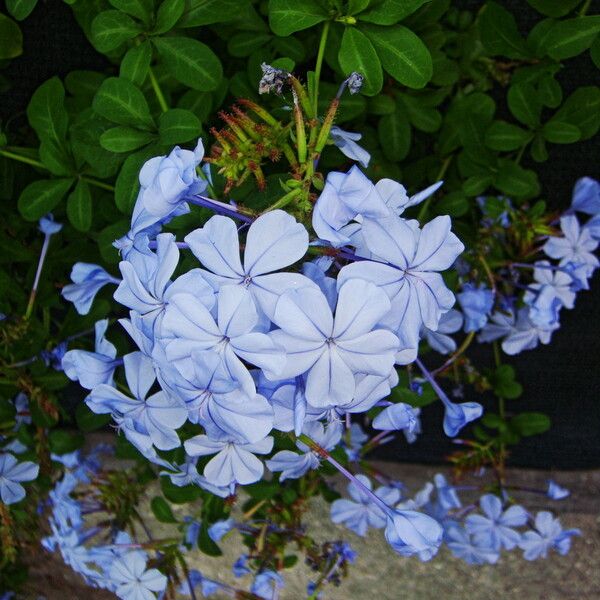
[378,110,411,161]
[268,0,328,36]
[542,120,581,144]
[552,86,600,140]
[39,140,73,176]
[158,108,202,144]
[0,13,22,59]
[511,412,550,436]
[530,134,548,162]
[153,36,222,91]
[100,126,155,152]
[541,16,600,59]
[348,0,371,15]
[18,178,74,221]
[359,0,430,25]
[495,160,539,198]
[526,0,581,18]
[91,10,141,53]
[339,27,382,96]
[115,151,149,214]
[27,77,69,144]
[153,0,185,33]
[228,32,272,57]
[462,174,493,196]
[485,120,532,151]
[478,1,529,58]
[93,77,155,128]
[49,430,84,455]
[178,0,247,27]
[507,82,541,127]
[151,496,177,523]
[75,402,111,432]
[120,41,152,86]
[6,0,38,20]
[66,180,93,231]
[591,35,600,69]
[364,24,432,88]
[399,94,441,132]
[108,0,153,22]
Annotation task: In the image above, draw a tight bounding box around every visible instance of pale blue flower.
[233,554,251,577]
[528,261,576,309]
[373,403,418,433]
[519,511,580,560]
[62,263,120,315]
[179,569,224,597]
[585,214,600,241]
[338,215,463,363]
[266,421,341,481]
[0,452,39,504]
[433,474,461,511]
[344,423,368,461]
[547,480,570,500]
[251,570,284,600]
[330,126,370,168]
[108,551,167,600]
[422,309,463,354]
[184,433,273,488]
[270,279,399,407]
[570,176,600,215]
[457,283,494,332]
[162,285,285,397]
[302,257,337,310]
[445,523,499,565]
[185,210,312,318]
[331,474,400,536]
[39,213,63,235]
[384,509,443,560]
[208,518,235,542]
[524,284,562,328]
[87,352,187,451]
[62,320,120,389]
[465,494,528,551]
[502,308,558,355]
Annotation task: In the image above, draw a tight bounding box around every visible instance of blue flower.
[330,474,400,536]
[457,283,494,332]
[62,263,120,315]
[544,214,598,277]
[547,480,570,500]
[338,215,463,363]
[384,509,443,560]
[162,285,285,397]
[422,309,463,354]
[108,551,167,600]
[87,352,187,451]
[570,176,600,215]
[39,213,63,235]
[302,257,337,310]
[433,473,461,511]
[270,279,399,407]
[523,284,562,328]
[445,523,499,565]
[266,421,341,481]
[251,570,284,600]
[330,126,371,168]
[465,494,528,551]
[502,308,558,355]
[62,320,120,389]
[343,422,368,461]
[585,213,600,241]
[184,210,312,319]
[208,518,235,542]
[184,433,273,488]
[519,511,580,560]
[0,452,39,504]
[373,403,418,433]
[233,554,251,577]
[528,261,576,308]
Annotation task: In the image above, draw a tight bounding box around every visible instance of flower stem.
[312,21,331,114]
[148,67,169,113]
[416,155,452,222]
[415,357,451,410]
[432,331,476,376]
[25,233,52,320]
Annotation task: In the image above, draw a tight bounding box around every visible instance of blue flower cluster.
[60,139,476,564]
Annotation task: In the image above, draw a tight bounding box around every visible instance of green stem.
[148,67,169,113]
[514,142,527,165]
[579,0,592,15]
[417,155,452,222]
[80,175,115,192]
[263,188,302,213]
[312,21,331,114]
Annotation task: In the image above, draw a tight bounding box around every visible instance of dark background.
[1,0,599,469]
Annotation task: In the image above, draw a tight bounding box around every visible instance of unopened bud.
[258,63,289,95]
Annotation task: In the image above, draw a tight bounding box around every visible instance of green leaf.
[268,0,328,36]
[66,180,92,231]
[378,110,411,160]
[75,402,111,432]
[537,74,562,108]
[18,178,73,221]
[93,77,155,128]
[462,174,494,196]
[6,0,38,20]
[552,86,600,140]
[348,0,370,15]
[435,190,469,217]
[91,10,141,53]
[178,0,246,27]
[364,24,432,88]
[530,134,548,162]
[198,522,222,556]
[27,77,68,145]
[399,94,441,132]
[120,41,152,86]
[526,0,581,18]
[490,364,523,399]
[100,126,155,152]
[485,120,532,151]
[39,140,73,176]
[359,0,430,25]
[478,1,529,58]
[541,16,600,59]
[338,27,382,96]
[49,430,84,455]
[507,82,541,127]
[154,0,185,33]
[0,13,22,59]
[228,32,272,57]
[115,150,154,213]
[510,412,550,436]
[543,120,581,144]
[153,36,222,91]
[108,0,153,22]
[591,35,600,69]
[495,160,539,198]
[158,108,202,144]
[161,475,203,503]
[150,496,177,523]
[368,94,396,115]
